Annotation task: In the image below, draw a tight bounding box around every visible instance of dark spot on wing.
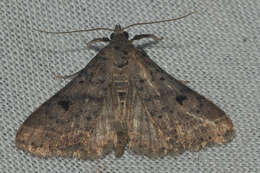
[58,100,71,111]
[160,76,165,80]
[90,128,94,134]
[176,95,187,105]
[79,80,84,84]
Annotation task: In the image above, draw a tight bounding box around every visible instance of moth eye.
[123,32,129,39]
[110,33,115,39]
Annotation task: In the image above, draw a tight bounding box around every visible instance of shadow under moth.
[15,12,235,159]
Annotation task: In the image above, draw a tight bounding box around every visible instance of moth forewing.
[16,12,235,159]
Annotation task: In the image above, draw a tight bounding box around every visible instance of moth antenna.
[33,27,114,34]
[123,11,198,30]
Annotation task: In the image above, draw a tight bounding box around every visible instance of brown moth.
[15,12,235,159]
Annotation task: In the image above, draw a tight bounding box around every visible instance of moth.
[15,12,235,159]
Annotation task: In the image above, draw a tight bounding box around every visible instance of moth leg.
[87,37,110,47]
[131,34,163,43]
[54,71,81,80]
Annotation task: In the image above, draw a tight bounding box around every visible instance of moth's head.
[110,24,129,41]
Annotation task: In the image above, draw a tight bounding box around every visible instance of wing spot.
[58,100,71,111]
[79,80,84,84]
[160,77,165,80]
[86,116,92,121]
[176,95,187,105]
[90,128,94,134]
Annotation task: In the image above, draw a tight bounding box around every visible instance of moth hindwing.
[16,18,235,159]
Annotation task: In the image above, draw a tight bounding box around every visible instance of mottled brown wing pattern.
[16,24,235,159]
[15,52,117,159]
[127,48,235,156]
